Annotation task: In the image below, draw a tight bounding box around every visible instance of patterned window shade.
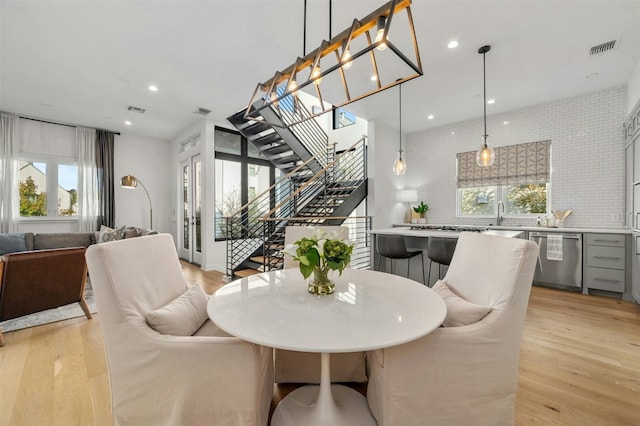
[457,140,550,188]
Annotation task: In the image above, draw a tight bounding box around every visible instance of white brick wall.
[404,86,628,229]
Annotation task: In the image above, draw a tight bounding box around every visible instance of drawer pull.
[593,256,620,260]
[593,278,621,283]
[593,239,620,243]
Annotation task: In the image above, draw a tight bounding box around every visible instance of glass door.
[180,154,202,265]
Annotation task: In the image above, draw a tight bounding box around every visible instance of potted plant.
[413,201,429,223]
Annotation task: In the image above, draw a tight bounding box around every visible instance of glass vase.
[307,266,335,296]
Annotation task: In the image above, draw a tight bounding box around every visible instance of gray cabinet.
[625,142,633,227]
[633,234,640,303]
[583,233,631,299]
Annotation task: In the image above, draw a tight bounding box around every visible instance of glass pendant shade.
[476,142,495,167]
[393,150,406,175]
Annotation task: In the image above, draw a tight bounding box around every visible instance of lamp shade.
[398,189,418,203]
[121,175,138,188]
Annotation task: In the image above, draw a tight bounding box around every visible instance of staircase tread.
[234,269,261,278]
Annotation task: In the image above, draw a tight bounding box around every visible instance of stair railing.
[224,136,367,278]
[260,215,372,272]
[223,144,336,277]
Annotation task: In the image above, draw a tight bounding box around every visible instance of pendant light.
[476,45,495,167]
[393,83,406,175]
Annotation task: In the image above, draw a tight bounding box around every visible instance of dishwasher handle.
[529,232,582,240]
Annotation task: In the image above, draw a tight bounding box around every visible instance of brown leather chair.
[0,247,91,346]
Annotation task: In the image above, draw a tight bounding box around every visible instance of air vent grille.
[194,107,211,115]
[127,106,146,114]
[590,40,616,56]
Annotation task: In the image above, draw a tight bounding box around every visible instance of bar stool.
[376,234,426,284]
[426,237,457,286]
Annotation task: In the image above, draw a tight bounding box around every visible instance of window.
[18,119,80,219]
[457,140,550,219]
[214,127,277,240]
[19,160,78,217]
[458,184,548,217]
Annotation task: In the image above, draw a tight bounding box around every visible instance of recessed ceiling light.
[447,40,459,49]
[148,85,158,92]
[427,114,434,120]
[487,99,495,105]
[124,121,132,126]
[370,75,378,81]
[503,121,509,125]
[451,131,455,135]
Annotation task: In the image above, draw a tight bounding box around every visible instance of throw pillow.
[146,285,209,336]
[97,225,126,243]
[432,280,492,327]
[0,233,27,255]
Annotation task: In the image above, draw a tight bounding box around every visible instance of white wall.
[115,133,172,235]
[401,86,627,229]
[628,57,640,115]
[368,120,408,229]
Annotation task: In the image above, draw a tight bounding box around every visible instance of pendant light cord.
[399,83,403,152]
[482,49,487,144]
[303,0,307,55]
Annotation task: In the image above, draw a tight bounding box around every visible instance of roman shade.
[457,140,550,188]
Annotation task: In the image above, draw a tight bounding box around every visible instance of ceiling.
[2,1,640,141]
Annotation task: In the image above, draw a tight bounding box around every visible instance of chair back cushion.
[283,226,348,269]
[444,232,539,310]
[85,234,188,327]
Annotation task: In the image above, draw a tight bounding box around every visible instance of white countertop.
[372,227,525,239]
[392,223,632,235]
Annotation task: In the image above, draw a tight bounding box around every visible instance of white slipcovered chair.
[85,234,273,426]
[366,232,539,426]
[274,225,367,384]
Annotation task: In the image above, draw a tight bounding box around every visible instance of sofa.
[0,227,157,346]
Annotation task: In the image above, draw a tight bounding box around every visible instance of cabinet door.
[633,235,640,303]
[634,135,640,183]
[626,142,634,227]
[635,184,640,230]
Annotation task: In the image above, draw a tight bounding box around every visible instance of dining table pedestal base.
[271,384,376,426]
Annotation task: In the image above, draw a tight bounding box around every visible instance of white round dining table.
[208,268,446,426]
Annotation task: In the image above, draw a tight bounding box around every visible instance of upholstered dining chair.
[85,234,273,426]
[275,225,367,384]
[366,232,539,426]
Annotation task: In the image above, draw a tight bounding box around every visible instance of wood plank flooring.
[1,262,638,426]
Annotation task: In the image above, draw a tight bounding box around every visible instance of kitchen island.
[370,226,525,285]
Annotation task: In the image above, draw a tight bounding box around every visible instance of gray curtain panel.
[96,130,115,228]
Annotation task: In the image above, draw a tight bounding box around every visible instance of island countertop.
[370,227,525,239]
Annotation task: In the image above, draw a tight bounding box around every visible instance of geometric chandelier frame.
[244,0,423,128]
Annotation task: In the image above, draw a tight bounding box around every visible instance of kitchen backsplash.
[404,86,627,229]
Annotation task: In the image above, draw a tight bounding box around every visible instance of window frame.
[18,159,79,221]
[456,183,550,220]
[214,127,276,241]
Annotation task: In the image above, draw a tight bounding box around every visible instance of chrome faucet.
[497,201,504,226]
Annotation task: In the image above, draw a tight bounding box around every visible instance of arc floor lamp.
[120,175,153,230]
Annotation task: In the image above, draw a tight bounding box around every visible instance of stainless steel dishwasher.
[529,232,582,291]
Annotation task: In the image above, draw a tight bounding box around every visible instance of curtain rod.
[19,115,121,136]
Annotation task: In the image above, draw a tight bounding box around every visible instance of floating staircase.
[225,99,369,279]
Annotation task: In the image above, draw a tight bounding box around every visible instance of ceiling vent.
[589,40,617,56]
[194,107,211,115]
[127,105,146,114]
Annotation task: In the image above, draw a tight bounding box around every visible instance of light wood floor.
[1,262,638,426]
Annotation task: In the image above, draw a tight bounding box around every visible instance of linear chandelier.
[244,0,423,128]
